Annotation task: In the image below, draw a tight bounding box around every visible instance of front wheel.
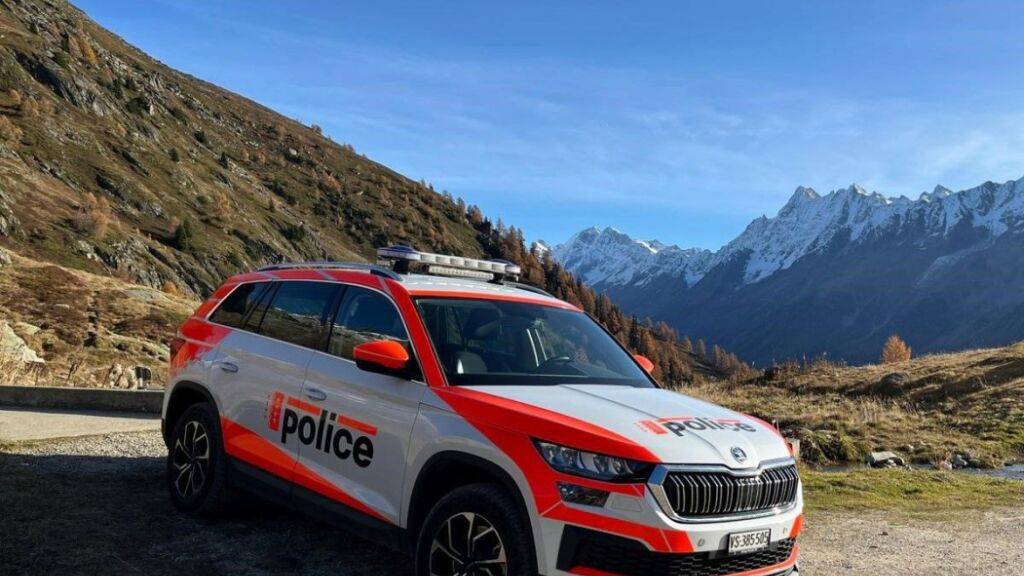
[166,402,232,515]
[416,484,537,576]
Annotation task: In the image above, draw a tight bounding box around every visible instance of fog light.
[557,482,609,507]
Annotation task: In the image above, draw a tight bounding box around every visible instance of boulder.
[870,372,910,397]
[951,454,969,469]
[935,460,953,471]
[867,451,905,468]
[0,321,44,363]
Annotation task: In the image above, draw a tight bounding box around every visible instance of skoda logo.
[731,446,748,463]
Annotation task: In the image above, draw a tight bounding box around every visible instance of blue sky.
[78,1,1024,249]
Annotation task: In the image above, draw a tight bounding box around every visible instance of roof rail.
[507,281,554,298]
[257,261,402,281]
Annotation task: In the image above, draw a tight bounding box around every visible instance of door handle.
[217,361,239,373]
[305,387,327,402]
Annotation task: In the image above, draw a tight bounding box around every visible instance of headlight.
[534,440,653,482]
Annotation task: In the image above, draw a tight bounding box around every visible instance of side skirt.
[228,457,412,553]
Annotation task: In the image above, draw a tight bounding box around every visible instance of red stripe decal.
[747,415,787,444]
[431,409,681,553]
[286,396,320,415]
[267,392,285,432]
[791,513,804,538]
[436,387,658,463]
[338,414,377,436]
[639,420,668,434]
[220,417,391,524]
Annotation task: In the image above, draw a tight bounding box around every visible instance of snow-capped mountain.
[552,176,1024,364]
[551,227,712,288]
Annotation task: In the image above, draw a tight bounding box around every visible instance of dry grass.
[0,251,195,388]
[679,346,1024,467]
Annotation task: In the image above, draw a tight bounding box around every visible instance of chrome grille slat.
[660,463,799,520]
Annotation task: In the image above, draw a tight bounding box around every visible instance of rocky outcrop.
[0,320,44,363]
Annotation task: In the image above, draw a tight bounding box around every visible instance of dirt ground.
[1,430,1021,575]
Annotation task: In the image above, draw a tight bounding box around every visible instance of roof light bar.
[377,245,521,281]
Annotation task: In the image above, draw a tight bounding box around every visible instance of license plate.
[728,529,771,555]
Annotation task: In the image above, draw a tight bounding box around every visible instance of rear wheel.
[166,402,232,515]
[416,484,536,576]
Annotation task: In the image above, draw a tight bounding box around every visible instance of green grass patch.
[802,468,1024,515]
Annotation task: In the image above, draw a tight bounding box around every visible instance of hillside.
[0,0,722,387]
[685,342,1024,468]
[0,0,490,297]
[554,178,1024,364]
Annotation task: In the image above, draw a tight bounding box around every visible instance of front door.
[299,284,425,525]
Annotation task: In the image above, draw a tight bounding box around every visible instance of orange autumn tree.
[881,334,912,364]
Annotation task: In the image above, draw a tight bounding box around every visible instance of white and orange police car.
[163,246,803,576]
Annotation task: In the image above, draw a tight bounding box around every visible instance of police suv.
[163,246,803,576]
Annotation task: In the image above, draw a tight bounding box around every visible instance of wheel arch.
[163,381,219,447]
[406,450,534,547]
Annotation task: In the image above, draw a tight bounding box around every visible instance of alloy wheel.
[171,420,211,499]
[429,512,508,576]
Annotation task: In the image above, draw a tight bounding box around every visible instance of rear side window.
[255,281,340,349]
[328,286,409,360]
[208,282,270,328]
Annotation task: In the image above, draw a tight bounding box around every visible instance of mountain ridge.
[553,175,1024,364]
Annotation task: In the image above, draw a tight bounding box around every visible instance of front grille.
[574,537,796,576]
[662,464,799,519]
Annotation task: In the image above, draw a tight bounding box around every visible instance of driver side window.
[328,286,410,360]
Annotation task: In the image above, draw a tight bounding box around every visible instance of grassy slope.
[0,248,193,386]
[685,347,1024,467]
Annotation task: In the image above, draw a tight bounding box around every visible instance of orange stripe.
[286,396,321,415]
[640,420,668,434]
[337,414,377,436]
[791,513,805,538]
[220,417,391,524]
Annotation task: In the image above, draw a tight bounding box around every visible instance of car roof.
[224,266,578,310]
[399,274,577,309]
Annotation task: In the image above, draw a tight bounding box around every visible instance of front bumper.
[536,477,803,575]
[555,525,798,575]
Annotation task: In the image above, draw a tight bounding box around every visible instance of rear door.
[298,284,426,525]
[211,280,341,487]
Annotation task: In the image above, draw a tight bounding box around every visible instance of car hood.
[463,384,790,468]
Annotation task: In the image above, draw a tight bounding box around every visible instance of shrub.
[171,218,194,251]
[79,37,99,66]
[73,193,111,238]
[881,334,912,364]
[7,89,21,106]
[169,148,180,162]
[0,116,22,142]
[280,222,307,242]
[161,280,179,295]
[21,97,40,117]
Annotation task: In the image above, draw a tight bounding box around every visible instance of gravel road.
[2,430,1021,575]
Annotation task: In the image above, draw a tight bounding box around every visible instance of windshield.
[414,297,654,387]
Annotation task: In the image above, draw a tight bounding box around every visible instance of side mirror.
[353,340,411,377]
[633,354,655,374]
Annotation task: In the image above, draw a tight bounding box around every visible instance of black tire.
[415,483,537,576]
[166,402,232,516]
